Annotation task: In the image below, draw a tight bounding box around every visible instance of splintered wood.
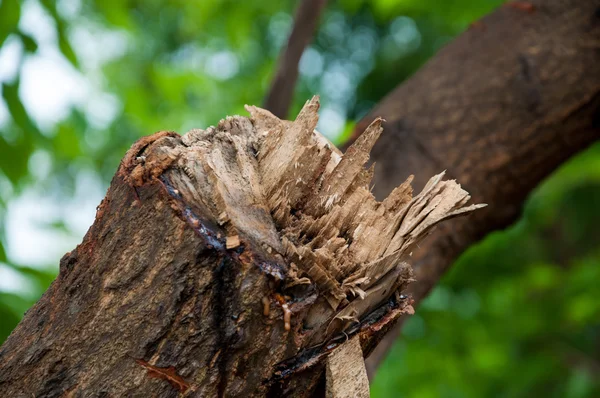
[153,96,483,349]
[129,96,482,371]
[245,97,484,344]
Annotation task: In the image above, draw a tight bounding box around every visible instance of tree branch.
[347,0,600,378]
[0,99,480,397]
[263,0,327,118]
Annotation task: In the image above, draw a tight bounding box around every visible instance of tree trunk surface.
[353,0,600,375]
[0,98,480,397]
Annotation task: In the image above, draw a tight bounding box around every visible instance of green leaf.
[93,0,134,29]
[53,123,82,160]
[8,263,57,291]
[0,133,33,184]
[18,31,38,53]
[0,291,40,344]
[39,0,79,68]
[2,80,43,140]
[2,79,48,151]
[57,27,79,68]
[0,296,22,344]
[0,0,21,48]
[0,241,6,262]
[0,80,43,184]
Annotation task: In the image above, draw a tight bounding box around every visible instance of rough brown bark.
[353,0,600,376]
[263,0,327,118]
[0,98,480,397]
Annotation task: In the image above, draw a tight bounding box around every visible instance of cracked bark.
[352,0,600,377]
[0,98,481,397]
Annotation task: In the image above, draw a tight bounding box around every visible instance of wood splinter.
[226,235,241,249]
[326,336,369,398]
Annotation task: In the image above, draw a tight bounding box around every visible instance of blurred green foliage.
[0,0,598,396]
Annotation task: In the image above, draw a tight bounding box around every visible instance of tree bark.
[263,0,327,119]
[0,98,480,397]
[354,0,600,376]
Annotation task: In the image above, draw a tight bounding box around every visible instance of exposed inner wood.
[326,336,369,398]
[152,96,482,346]
[0,97,482,397]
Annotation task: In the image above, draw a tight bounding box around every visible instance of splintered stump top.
[0,97,483,397]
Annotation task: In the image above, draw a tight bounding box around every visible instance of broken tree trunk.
[0,97,482,397]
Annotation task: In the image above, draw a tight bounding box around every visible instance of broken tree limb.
[263,0,327,118]
[0,97,481,397]
[348,0,600,377]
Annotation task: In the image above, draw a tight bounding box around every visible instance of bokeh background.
[1,0,599,396]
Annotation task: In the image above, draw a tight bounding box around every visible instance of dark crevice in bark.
[213,256,229,397]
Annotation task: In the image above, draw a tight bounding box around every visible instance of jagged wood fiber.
[0,97,482,397]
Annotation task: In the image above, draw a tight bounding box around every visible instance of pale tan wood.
[326,337,370,398]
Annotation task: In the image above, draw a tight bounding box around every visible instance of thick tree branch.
[263,0,327,118]
[0,99,480,397]
[350,0,600,377]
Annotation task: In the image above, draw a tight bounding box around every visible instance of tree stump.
[0,97,482,397]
